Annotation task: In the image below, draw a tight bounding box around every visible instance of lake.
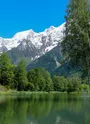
[0,93,90,124]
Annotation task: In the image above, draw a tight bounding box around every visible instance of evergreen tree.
[0,53,14,87]
[62,0,90,83]
[14,60,28,91]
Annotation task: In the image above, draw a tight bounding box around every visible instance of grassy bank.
[0,84,89,96]
[0,90,85,96]
[0,90,50,95]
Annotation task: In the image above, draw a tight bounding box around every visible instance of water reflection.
[0,93,90,124]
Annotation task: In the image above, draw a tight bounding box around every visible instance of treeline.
[0,53,89,93]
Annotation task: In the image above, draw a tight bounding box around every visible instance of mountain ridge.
[0,23,65,53]
[0,23,65,64]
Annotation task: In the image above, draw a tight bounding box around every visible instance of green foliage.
[27,68,53,91]
[14,60,28,91]
[0,53,14,87]
[67,77,81,93]
[27,68,40,91]
[25,82,34,91]
[62,0,90,83]
[81,83,90,92]
[0,53,89,93]
[53,75,83,93]
[53,76,67,91]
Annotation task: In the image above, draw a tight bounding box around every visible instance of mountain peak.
[0,23,65,57]
[13,30,32,39]
[44,26,56,33]
[49,26,56,30]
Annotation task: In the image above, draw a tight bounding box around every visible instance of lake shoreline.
[0,90,89,124]
[0,90,85,96]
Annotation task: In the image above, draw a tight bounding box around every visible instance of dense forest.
[0,52,89,93]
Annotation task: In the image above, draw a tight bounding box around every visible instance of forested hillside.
[0,53,89,93]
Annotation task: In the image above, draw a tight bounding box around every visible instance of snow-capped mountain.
[0,23,65,62]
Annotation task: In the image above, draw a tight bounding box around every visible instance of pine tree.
[14,60,28,91]
[62,0,90,83]
[0,53,14,87]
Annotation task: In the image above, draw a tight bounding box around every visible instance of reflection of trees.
[0,99,14,124]
[0,96,6,104]
[27,93,54,118]
[0,94,90,124]
[27,98,53,118]
[14,99,28,124]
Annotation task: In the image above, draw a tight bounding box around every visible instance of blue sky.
[0,0,68,38]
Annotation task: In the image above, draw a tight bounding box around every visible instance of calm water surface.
[0,93,90,124]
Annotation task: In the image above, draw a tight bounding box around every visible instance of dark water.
[0,93,90,124]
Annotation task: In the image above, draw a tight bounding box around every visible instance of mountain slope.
[27,44,62,73]
[0,23,65,64]
[27,44,80,77]
[0,22,80,76]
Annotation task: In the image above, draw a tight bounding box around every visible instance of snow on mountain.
[0,23,65,60]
